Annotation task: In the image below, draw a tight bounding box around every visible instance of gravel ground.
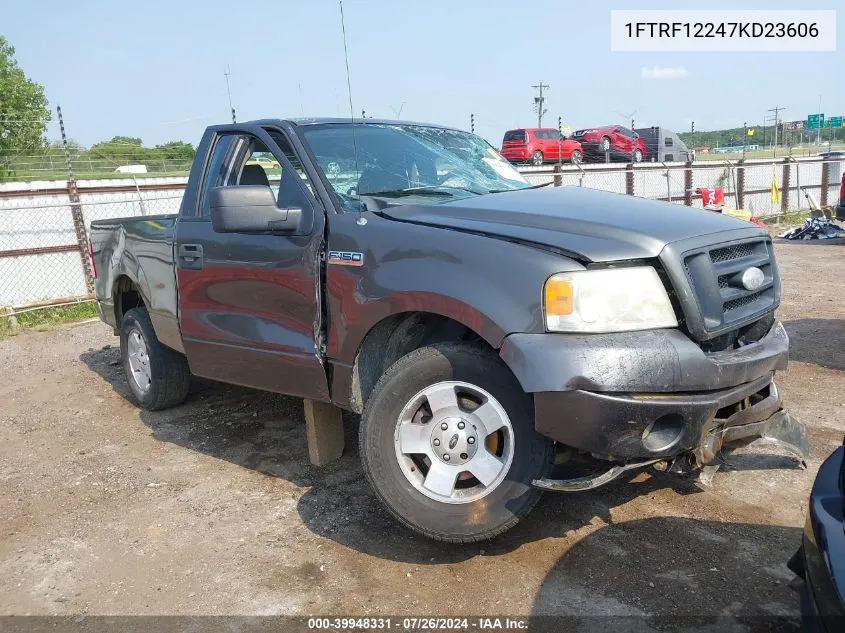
[1,240,843,629]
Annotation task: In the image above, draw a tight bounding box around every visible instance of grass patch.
[0,301,97,339]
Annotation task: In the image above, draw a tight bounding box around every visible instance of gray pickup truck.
[90,118,808,542]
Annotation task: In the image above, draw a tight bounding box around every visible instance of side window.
[199,135,237,217]
[664,136,674,147]
[201,132,316,216]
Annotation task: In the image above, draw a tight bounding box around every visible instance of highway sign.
[827,116,843,128]
[807,113,825,129]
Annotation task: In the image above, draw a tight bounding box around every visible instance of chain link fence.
[1,155,842,315]
[517,156,843,213]
[0,180,185,312]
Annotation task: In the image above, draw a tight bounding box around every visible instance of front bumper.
[577,141,604,156]
[500,321,802,462]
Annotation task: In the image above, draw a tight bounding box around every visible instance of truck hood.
[379,186,764,262]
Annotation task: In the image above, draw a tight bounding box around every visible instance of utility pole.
[470,113,475,133]
[768,106,784,149]
[532,81,549,128]
[224,66,236,123]
[817,94,822,145]
[743,122,748,158]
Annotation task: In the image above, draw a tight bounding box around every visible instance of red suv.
[571,125,647,162]
[500,128,584,166]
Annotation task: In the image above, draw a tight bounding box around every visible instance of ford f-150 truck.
[90,118,808,542]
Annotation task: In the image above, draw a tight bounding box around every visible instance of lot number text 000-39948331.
[610,10,836,51]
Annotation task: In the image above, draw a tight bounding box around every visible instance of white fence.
[1,157,842,311]
[1,177,186,309]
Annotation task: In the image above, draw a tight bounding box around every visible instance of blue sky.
[2,0,842,147]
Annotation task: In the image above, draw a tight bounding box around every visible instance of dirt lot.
[1,240,844,629]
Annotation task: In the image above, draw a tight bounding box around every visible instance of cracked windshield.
[302,123,530,212]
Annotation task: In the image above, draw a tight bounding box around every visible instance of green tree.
[106,136,142,146]
[0,35,51,176]
[88,136,149,166]
[155,140,195,160]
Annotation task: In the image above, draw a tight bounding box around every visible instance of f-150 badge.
[328,251,364,267]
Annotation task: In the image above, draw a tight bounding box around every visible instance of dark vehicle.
[500,128,583,165]
[634,126,693,162]
[571,124,647,162]
[90,118,808,542]
[789,441,845,631]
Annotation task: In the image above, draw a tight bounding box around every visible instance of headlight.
[544,266,678,333]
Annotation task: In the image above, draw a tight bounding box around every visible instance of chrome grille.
[724,291,763,312]
[682,237,778,337]
[710,243,755,263]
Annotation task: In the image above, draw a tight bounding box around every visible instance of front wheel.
[632,148,643,163]
[531,150,544,166]
[599,136,611,152]
[570,150,583,164]
[359,343,552,542]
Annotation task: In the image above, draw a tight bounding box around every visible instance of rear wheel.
[120,307,190,410]
[632,148,643,163]
[531,150,544,166]
[570,150,583,164]
[359,343,552,542]
[599,136,611,152]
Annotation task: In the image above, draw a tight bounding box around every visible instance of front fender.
[326,211,583,365]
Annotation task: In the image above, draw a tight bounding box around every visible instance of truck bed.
[89,214,183,352]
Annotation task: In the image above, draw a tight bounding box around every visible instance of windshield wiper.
[488,181,553,194]
[363,188,454,198]
[363,185,487,198]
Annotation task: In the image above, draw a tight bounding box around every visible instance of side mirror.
[209,185,302,234]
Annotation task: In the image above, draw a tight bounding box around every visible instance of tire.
[120,307,190,411]
[570,150,583,164]
[632,148,643,163]
[599,136,611,152]
[531,150,544,166]
[359,343,553,542]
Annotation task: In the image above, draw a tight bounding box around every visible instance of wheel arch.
[337,311,498,414]
[113,274,149,327]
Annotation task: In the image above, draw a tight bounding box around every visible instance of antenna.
[224,66,236,123]
[339,0,364,224]
[389,101,406,118]
[615,107,641,130]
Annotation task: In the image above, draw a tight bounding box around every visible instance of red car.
[570,124,647,162]
[500,128,583,166]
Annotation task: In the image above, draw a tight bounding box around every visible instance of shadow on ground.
[783,318,845,371]
[529,516,802,632]
[81,345,805,569]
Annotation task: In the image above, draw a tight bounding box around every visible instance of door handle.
[178,244,204,270]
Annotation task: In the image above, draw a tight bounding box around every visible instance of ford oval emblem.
[449,433,459,450]
[740,266,765,291]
